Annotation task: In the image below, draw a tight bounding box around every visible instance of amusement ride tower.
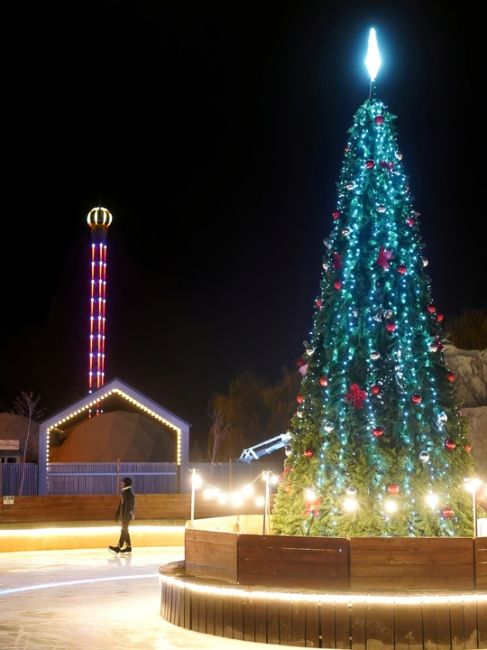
[86,206,112,394]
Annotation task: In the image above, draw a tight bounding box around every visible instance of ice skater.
[109,476,135,554]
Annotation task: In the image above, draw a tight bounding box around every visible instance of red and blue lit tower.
[86,206,112,393]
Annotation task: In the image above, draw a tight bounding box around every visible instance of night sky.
[1,1,485,446]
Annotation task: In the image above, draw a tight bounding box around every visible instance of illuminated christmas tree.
[272,29,476,537]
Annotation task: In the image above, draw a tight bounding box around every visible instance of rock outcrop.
[444,346,487,478]
[444,345,487,407]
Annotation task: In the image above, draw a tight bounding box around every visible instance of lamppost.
[262,470,271,535]
[464,477,482,537]
[190,468,203,526]
[261,471,278,534]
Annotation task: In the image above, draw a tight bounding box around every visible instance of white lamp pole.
[190,468,199,526]
[472,489,478,537]
[262,470,270,535]
[464,477,482,536]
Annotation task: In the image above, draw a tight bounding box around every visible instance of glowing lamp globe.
[343,497,358,513]
[87,206,113,228]
[384,499,398,514]
[425,493,439,509]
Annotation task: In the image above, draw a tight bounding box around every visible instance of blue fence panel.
[0,463,38,496]
[182,461,284,492]
[46,462,178,495]
[1,461,284,495]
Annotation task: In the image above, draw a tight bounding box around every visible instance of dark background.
[0,1,485,448]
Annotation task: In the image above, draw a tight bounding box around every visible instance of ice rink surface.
[0,546,287,649]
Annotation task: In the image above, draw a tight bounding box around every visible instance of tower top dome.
[87,206,113,228]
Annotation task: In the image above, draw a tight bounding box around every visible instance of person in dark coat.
[109,477,135,554]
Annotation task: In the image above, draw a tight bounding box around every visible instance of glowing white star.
[365,27,382,81]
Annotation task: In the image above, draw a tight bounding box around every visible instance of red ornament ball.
[319,376,328,387]
[375,115,384,125]
[379,160,388,169]
[387,483,400,495]
[296,394,304,404]
[426,304,436,314]
[465,444,472,453]
[334,280,342,290]
[411,394,422,405]
[444,439,456,451]
[441,507,454,519]
[447,372,456,383]
[406,217,415,227]
[386,322,397,332]
[303,448,315,458]
[373,427,385,438]
[332,210,341,220]
[397,265,407,275]
[370,385,381,395]
[365,159,375,169]
[436,313,445,323]
[315,298,323,308]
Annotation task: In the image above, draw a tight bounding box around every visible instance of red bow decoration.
[280,466,292,481]
[298,363,308,377]
[376,246,393,270]
[345,383,367,409]
[305,498,322,515]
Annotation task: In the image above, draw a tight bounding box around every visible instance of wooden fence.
[350,536,475,591]
[0,494,266,523]
[238,534,349,589]
[160,575,487,649]
[184,521,487,592]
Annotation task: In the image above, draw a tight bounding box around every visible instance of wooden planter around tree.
[160,515,487,649]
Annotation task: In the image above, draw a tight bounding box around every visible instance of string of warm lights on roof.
[46,388,182,464]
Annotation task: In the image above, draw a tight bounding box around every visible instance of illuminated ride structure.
[86,207,112,393]
[238,433,291,464]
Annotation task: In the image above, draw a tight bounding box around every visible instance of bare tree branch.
[13,391,46,496]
